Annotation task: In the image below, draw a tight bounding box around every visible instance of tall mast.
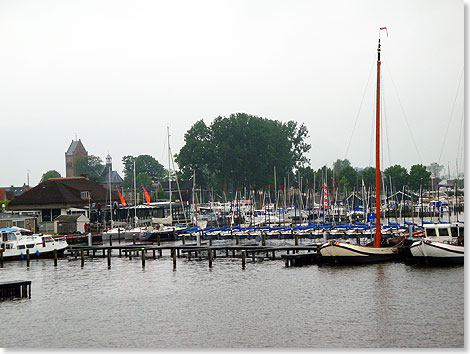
[374,28,387,247]
[108,162,113,227]
[167,126,172,222]
[133,158,137,226]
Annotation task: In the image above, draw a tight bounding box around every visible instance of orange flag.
[117,187,126,206]
[142,185,151,206]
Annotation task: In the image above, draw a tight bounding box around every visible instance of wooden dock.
[281,253,317,267]
[65,242,320,269]
[0,280,31,301]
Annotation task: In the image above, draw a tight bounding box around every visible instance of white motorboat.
[0,227,68,261]
[408,223,464,265]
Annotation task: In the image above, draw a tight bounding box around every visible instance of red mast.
[374,28,386,248]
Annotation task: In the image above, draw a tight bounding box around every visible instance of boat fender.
[20,252,24,259]
[36,250,40,257]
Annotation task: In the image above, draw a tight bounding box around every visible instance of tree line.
[39,113,454,199]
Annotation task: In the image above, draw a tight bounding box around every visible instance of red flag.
[117,187,126,206]
[142,185,151,206]
[323,183,328,208]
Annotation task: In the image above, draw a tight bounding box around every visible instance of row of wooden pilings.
[0,280,31,301]
[106,231,302,248]
[0,248,59,268]
[65,244,319,270]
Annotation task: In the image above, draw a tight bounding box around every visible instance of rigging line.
[384,64,423,164]
[438,66,464,164]
[344,56,376,160]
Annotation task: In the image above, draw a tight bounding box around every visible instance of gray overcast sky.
[0,0,464,187]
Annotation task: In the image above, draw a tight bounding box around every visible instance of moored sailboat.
[318,27,404,265]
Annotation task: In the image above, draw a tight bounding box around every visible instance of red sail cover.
[323,183,328,208]
[142,185,151,206]
[117,187,126,207]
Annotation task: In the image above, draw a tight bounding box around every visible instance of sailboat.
[318,27,404,265]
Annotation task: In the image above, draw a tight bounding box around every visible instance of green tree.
[358,167,376,187]
[427,162,444,178]
[73,155,104,182]
[136,173,152,188]
[384,164,408,192]
[333,159,351,172]
[174,119,213,186]
[338,165,357,193]
[176,113,310,191]
[40,170,61,182]
[122,155,165,187]
[409,164,431,191]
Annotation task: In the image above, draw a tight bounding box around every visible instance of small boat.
[0,227,68,261]
[407,223,464,265]
[102,227,127,241]
[318,27,405,265]
[139,224,185,242]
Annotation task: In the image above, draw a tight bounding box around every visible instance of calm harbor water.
[0,248,464,348]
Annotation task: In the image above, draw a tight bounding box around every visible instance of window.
[7,233,17,241]
[17,245,25,249]
[439,228,449,236]
[459,227,464,237]
[26,244,34,249]
[451,227,459,237]
[426,228,437,237]
[81,191,90,199]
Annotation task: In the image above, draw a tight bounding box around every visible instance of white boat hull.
[318,240,399,264]
[409,239,464,265]
[2,237,68,261]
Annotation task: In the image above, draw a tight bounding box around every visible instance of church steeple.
[106,154,112,170]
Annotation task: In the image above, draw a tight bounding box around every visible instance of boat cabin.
[423,223,464,239]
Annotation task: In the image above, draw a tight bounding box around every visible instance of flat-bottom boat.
[318,237,404,265]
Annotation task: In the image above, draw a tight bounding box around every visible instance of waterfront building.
[7,177,117,233]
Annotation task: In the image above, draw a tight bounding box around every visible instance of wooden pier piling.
[0,249,3,268]
[107,248,111,268]
[53,249,58,267]
[208,248,213,268]
[141,248,145,268]
[0,281,31,301]
[242,250,246,269]
[81,249,85,267]
[26,249,30,267]
[172,249,177,270]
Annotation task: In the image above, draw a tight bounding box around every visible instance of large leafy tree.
[427,162,444,178]
[409,164,431,191]
[338,165,357,193]
[73,155,104,182]
[40,170,61,182]
[121,155,165,188]
[176,113,310,191]
[358,167,376,187]
[384,164,409,192]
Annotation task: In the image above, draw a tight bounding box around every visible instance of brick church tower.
[65,139,88,177]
